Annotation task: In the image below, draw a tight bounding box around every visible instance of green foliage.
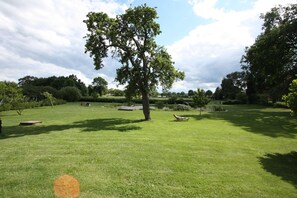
[10,95,27,115]
[273,101,288,109]
[283,78,297,115]
[89,76,108,96]
[40,99,66,107]
[19,75,88,97]
[211,105,226,112]
[222,100,242,105]
[22,85,59,101]
[188,90,194,97]
[193,89,210,113]
[108,89,125,96]
[193,89,211,116]
[167,95,178,104]
[59,86,82,102]
[173,104,191,111]
[205,90,213,97]
[220,71,245,100]
[257,94,270,106]
[241,4,297,102]
[0,81,26,114]
[155,101,165,109]
[26,101,42,109]
[236,92,248,104]
[213,87,223,100]
[84,4,184,120]
[42,92,56,107]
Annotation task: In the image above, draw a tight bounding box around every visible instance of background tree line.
[17,75,127,101]
[214,4,296,106]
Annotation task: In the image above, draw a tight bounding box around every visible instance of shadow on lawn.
[182,106,297,138]
[0,118,142,139]
[259,151,297,188]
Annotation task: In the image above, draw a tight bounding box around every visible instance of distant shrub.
[273,102,288,108]
[256,94,270,106]
[283,78,297,115]
[167,96,178,104]
[211,105,226,112]
[26,101,41,109]
[55,99,67,105]
[173,104,191,111]
[236,92,248,104]
[155,101,165,109]
[59,86,82,102]
[41,99,66,106]
[222,100,242,105]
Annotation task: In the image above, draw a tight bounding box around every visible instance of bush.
[236,92,248,104]
[59,86,82,102]
[173,104,191,111]
[222,100,242,105]
[273,101,288,108]
[167,96,178,104]
[211,105,226,112]
[41,99,66,106]
[256,94,270,106]
[26,101,41,109]
[155,101,165,109]
[283,78,297,115]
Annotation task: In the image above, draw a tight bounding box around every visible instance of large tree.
[221,71,245,100]
[90,76,108,96]
[241,4,297,102]
[84,4,184,120]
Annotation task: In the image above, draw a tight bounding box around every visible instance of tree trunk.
[141,91,151,121]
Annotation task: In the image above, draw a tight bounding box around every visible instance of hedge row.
[80,97,193,105]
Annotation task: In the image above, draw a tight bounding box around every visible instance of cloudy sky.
[0,0,295,92]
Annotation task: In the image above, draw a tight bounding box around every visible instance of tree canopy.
[193,89,210,116]
[283,76,297,116]
[241,4,296,103]
[19,75,88,100]
[90,76,108,97]
[84,4,184,120]
[0,81,25,115]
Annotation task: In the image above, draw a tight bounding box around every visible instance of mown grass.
[0,103,296,197]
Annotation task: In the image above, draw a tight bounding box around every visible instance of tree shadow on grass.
[183,106,297,138]
[258,151,297,188]
[0,118,142,139]
[73,118,143,132]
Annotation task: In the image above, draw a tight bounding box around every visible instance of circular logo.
[54,175,80,198]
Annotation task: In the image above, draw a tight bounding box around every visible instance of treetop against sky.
[0,0,295,92]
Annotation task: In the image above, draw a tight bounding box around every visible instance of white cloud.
[0,46,92,85]
[1,0,295,93]
[0,0,130,87]
[188,0,225,20]
[168,0,296,91]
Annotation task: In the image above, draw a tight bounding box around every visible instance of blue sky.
[0,0,295,92]
[131,0,205,46]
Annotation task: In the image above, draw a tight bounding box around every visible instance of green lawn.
[0,103,296,197]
